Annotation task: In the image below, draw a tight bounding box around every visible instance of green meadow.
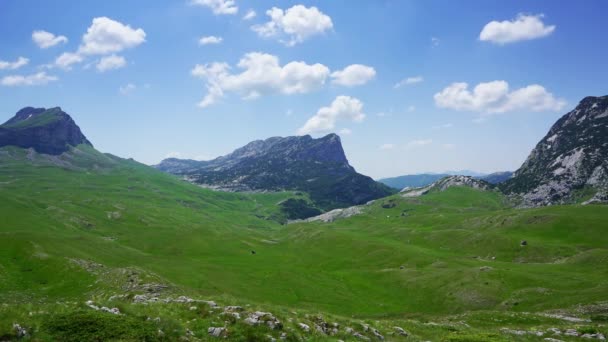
[1,146,607,341]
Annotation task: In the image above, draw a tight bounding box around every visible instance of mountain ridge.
[502,95,608,206]
[156,133,395,211]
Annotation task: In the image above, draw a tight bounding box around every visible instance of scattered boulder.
[393,327,408,336]
[521,240,528,246]
[297,323,310,332]
[244,311,283,330]
[13,323,27,338]
[371,328,384,340]
[208,327,227,338]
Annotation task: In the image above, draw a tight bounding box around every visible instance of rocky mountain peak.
[156,132,393,212]
[0,106,91,155]
[502,95,608,206]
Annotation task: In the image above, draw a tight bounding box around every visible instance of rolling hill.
[1,106,607,341]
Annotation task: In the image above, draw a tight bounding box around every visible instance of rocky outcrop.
[0,107,91,155]
[401,175,491,197]
[156,134,394,212]
[501,95,608,206]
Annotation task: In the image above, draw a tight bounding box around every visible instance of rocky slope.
[401,175,491,197]
[0,107,91,155]
[501,95,608,206]
[156,134,395,211]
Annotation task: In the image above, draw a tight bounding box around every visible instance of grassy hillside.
[1,145,607,340]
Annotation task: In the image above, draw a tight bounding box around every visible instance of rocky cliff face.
[156,134,394,211]
[501,95,608,206]
[0,107,91,155]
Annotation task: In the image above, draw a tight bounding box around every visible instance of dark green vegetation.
[1,144,608,340]
[156,134,395,214]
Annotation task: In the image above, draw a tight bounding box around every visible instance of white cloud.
[434,81,566,114]
[252,5,333,46]
[442,143,456,150]
[96,54,126,72]
[0,57,29,70]
[339,128,352,135]
[330,64,376,87]
[191,52,330,107]
[119,83,136,95]
[431,37,440,46]
[191,0,238,15]
[243,9,256,20]
[480,14,555,44]
[54,52,83,70]
[407,105,416,112]
[1,72,58,86]
[78,17,146,55]
[394,76,423,88]
[199,35,223,45]
[32,30,68,48]
[380,143,394,150]
[285,109,293,116]
[297,96,365,135]
[406,139,433,149]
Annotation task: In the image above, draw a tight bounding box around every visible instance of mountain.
[400,175,492,197]
[0,107,91,155]
[156,134,395,211]
[501,95,608,205]
[378,171,498,190]
[378,174,449,190]
[480,171,513,184]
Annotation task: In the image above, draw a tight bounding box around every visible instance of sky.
[1,0,607,179]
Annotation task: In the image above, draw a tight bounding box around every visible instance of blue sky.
[1,0,607,179]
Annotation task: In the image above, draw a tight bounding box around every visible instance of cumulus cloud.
[191,52,330,107]
[480,14,555,44]
[297,96,365,135]
[252,5,333,46]
[32,30,68,48]
[78,17,146,55]
[330,64,376,87]
[380,143,394,150]
[0,57,29,70]
[394,76,423,88]
[119,83,136,95]
[54,52,83,70]
[199,36,223,45]
[434,80,566,114]
[1,72,58,86]
[96,54,126,72]
[49,17,144,70]
[191,0,238,15]
[243,9,256,20]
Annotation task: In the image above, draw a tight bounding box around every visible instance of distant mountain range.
[156,134,395,212]
[2,94,606,212]
[502,95,608,206]
[379,171,513,190]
